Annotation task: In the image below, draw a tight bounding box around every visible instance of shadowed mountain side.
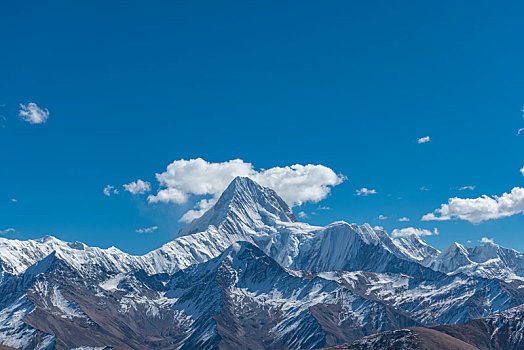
[320,304,524,350]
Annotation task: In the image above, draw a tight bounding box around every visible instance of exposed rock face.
[323,304,524,350]
[0,177,523,349]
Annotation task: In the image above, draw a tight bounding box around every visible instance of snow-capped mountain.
[0,176,523,349]
[422,241,524,280]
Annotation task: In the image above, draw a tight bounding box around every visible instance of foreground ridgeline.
[321,304,524,350]
[0,177,523,349]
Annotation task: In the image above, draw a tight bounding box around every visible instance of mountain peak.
[178,177,297,236]
[228,175,257,188]
[441,242,470,257]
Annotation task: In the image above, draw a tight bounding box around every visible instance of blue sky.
[1,0,523,254]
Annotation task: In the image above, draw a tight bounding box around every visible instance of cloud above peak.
[19,102,49,124]
[147,158,345,222]
[0,228,16,235]
[480,237,494,244]
[391,227,438,238]
[422,187,524,223]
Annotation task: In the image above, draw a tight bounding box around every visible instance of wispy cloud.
[417,136,431,144]
[458,185,475,191]
[103,185,119,196]
[0,228,16,235]
[420,186,429,191]
[11,198,17,203]
[480,237,494,244]
[398,217,410,222]
[378,214,387,220]
[422,186,524,223]
[123,179,151,195]
[136,226,158,234]
[355,188,377,196]
[517,128,524,136]
[18,102,49,124]
[297,211,308,219]
[391,227,438,238]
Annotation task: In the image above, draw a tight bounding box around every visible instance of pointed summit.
[178,176,297,236]
[424,242,472,273]
[393,234,440,261]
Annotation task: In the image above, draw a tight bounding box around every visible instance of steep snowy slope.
[392,234,440,261]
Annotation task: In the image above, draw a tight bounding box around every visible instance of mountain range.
[0,177,523,349]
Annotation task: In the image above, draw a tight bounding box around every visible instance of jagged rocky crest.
[0,176,523,349]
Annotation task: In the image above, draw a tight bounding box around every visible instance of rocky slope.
[323,304,524,350]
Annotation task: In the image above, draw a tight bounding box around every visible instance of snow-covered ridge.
[421,241,524,280]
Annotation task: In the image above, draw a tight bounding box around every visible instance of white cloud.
[480,237,494,244]
[378,214,387,220]
[355,188,377,196]
[179,198,214,223]
[103,185,119,196]
[374,226,384,231]
[391,227,439,238]
[123,179,151,195]
[18,102,49,124]
[136,226,158,234]
[254,164,345,206]
[520,167,524,177]
[422,187,524,223]
[298,211,308,219]
[417,136,431,144]
[147,158,345,222]
[517,128,524,136]
[317,205,331,210]
[420,186,429,191]
[458,185,475,191]
[398,217,410,222]
[0,228,15,235]
[11,198,17,203]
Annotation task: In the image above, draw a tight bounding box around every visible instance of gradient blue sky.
[1,0,523,254]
